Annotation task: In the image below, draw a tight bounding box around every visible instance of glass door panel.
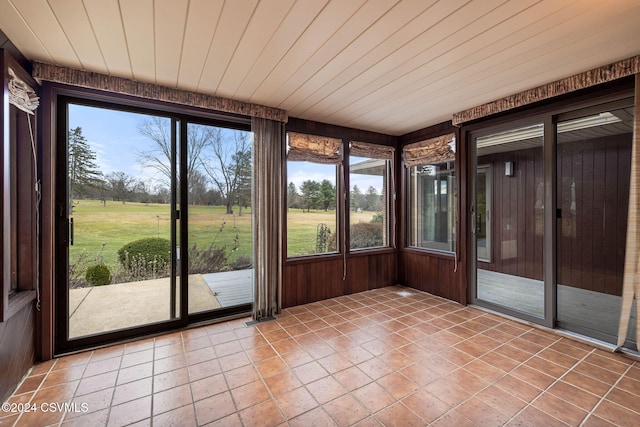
[187,124,253,314]
[556,107,634,343]
[475,123,545,318]
[65,104,179,340]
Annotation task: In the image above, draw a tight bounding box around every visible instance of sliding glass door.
[556,104,634,343]
[472,123,545,320]
[186,122,253,316]
[59,103,180,347]
[470,97,635,345]
[55,97,253,353]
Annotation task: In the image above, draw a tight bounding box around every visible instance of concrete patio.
[68,269,253,338]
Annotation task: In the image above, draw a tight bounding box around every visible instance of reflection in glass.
[475,123,544,318]
[556,107,634,343]
[406,134,456,252]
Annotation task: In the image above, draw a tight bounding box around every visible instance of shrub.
[118,237,171,274]
[350,222,384,248]
[328,222,384,251]
[188,242,228,274]
[371,212,384,223]
[84,264,111,286]
[230,255,252,270]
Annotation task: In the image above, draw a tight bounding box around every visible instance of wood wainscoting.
[398,250,465,305]
[282,251,396,308]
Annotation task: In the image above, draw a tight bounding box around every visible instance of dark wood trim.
[287,117,396,147]
[399,121,456,146]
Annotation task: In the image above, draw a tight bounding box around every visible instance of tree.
[189,171,209,206]
[287,182,300,209]
[319,179,336,211]
[68,126,103,210]
[300,180,321,212]
[365,186,380,211]
[350,185,364,211]
[201,129,251,214]
[136,117,209,197]
[107,171,136,204]
[233,149,252,216]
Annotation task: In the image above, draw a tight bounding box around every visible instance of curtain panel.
[252,117,285,321]
[617,74,640,350]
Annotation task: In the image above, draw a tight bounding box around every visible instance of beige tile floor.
[3,286,640,426]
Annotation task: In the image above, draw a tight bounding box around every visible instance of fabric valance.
[350,141,394,160]
[403,133,455,167]
[287,132,342,164]
[32,61,287,122]
[453,55,640,125]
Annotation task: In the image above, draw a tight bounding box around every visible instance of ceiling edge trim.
[32,61,288,122]
[453,55,640,126]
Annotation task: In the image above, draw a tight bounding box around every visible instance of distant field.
[69,200,378,272]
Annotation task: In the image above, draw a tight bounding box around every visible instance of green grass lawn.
[70,199,379,274]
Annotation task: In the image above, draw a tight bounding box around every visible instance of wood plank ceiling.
[1,0,639,135]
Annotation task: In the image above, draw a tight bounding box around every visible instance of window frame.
[285,131,343,259]
[1,50,38,322]
[347,141,394,252]
[403,133,458,256]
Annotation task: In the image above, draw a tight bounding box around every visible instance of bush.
[188,242,228,274]
[118,237,171,273]
[85,264,111,286]
[328,222,384,251]
[371,212,384,223]
[230,255,252,270]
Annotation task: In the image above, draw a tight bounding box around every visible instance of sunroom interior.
[2,1,640,425]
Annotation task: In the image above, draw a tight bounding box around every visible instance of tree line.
[68,120,251,214]
[287,180,383,212]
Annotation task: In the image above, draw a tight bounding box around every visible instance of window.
[405,134,456,253]
[286,132,341,257]
[2,58,39,321]
[349,141,394,250]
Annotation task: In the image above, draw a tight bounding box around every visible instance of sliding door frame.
[465,80,636,334]
[51,85,252,355]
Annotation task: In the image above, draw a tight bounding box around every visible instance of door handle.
[70,217,74,246]
[470,202,476,235]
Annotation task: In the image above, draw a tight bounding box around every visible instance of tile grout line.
[503,346,602,426]
[424,316,547,426]
[580,359,639,426]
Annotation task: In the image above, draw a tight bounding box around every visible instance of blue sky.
[69,103,383,194]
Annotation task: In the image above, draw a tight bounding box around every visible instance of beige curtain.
[251,117,285,321]
[617,74,640,350]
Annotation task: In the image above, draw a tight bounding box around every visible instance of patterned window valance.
[453,55,640,125]
[8,67,39,114]
[403,133,455,167]
[32,61,287,122]
[287,132,342,164]
[350,141,395,160]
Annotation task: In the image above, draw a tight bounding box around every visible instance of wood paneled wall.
[477,133,632,296]
[0,303,35,402]
[478,146,545,281]
[399,251,462,303]
[283,252,396,308]
[557,133,632,296]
